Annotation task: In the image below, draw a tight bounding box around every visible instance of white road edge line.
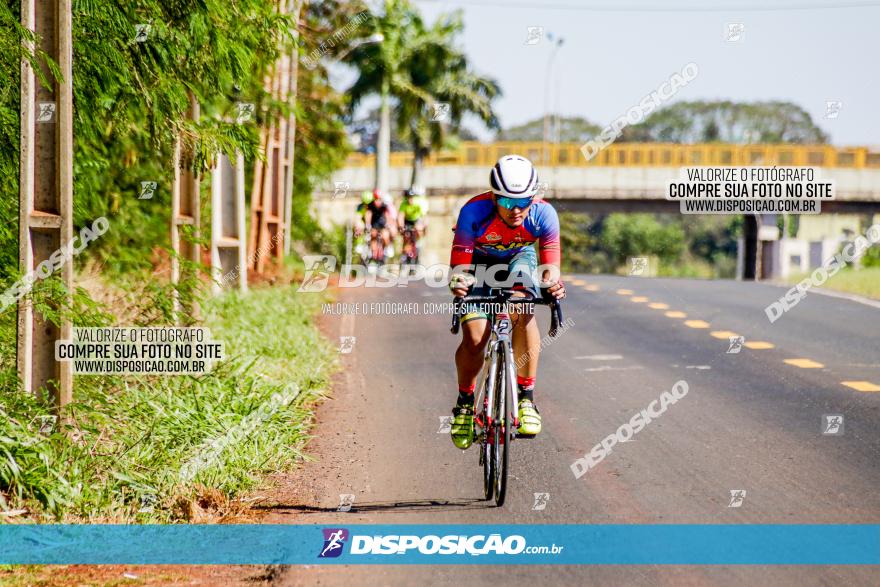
[807,286,880,310]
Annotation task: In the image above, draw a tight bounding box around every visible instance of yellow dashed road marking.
[710,330,738,339]
[841,381,880,392]
[784,358,824,369]
[630,296,649,303]
[570,278,587,286]
[584,284,599,291]
[744,341,774,350]
[684,320,711,329]
[665,311,687,318]
[616,289,633,295]
[648,302,669,309]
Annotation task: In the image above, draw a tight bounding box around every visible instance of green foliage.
[559,212,737,278]
[601,213,685,267]
[393,8,501,168]
[344,0,499,186]
[0,286,334,521]
[861,245,880,268]
[620,100,830,144]
[558,212,610,274]
[856,219,880,269]
[786,266,880,300]
[0,2,29,279]
[500,116,602,143]
[290,42,350,246]
[682,216,739,269]
[1,0,353,282]
[0,0,354,521]
[501,102,827,146]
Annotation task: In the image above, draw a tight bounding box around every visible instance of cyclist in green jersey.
[398,185,429,264]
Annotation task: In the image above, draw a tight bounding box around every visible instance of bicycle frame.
[450,288,563,506]
[474,313,519,435]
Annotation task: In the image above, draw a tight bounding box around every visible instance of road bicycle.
[365,226,395,273]
[399,225,420,265]
[450,288,563,506]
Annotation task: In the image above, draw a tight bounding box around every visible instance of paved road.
[257,275,880,586]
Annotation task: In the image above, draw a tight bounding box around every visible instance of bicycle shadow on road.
[253,497,490,515]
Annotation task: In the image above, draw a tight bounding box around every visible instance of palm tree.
[396,13,500,187]
[344,0,428,194]
[344,1,499,192]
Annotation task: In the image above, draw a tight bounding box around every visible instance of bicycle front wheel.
[493,346,511,507]
[482,427,494,501]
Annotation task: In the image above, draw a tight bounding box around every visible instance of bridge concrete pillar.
[739,214,782,281]
[741,215,759,280]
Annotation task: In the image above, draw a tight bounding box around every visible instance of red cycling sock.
[516,376,535,390]
[517,376,535,402]
[457,384,475,406]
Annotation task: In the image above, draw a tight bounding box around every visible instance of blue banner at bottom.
[1,525,878,565]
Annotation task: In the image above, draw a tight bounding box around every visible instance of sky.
[397,0,880,146]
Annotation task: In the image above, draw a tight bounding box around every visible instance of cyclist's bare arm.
[385,208,397,235]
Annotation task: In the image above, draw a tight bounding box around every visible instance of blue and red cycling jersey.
[450,191,562,267]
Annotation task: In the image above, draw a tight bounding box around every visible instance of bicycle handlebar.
[449,289,564,338]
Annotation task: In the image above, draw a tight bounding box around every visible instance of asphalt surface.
[261,275,880,586]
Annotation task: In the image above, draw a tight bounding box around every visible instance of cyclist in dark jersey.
[363,189,396,262]
[447,155,565,450]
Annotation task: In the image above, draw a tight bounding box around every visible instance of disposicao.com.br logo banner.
[318,528,562,559]
[2,525,879,565]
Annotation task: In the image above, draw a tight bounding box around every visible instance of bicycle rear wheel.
[493,347,511,507]
[479,367,495,501]
[482,423,493,501]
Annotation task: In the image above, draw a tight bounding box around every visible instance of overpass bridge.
[319,142,880,214]
[314,142,880,280]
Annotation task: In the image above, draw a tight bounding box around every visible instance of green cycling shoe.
[517,399,542,436]
[450,402,475,450]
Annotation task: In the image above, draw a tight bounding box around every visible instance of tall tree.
[344,0,499,191]
[394,10,500,187]
[620,100,830,144]
[499,115,601,143]
[344,0,425,193]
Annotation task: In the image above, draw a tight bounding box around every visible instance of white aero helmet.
[490,155,539,199]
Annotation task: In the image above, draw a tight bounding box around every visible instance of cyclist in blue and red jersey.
[447,155,565,450]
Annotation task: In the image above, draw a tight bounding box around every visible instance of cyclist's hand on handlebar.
[449,273,475,298]
[543,278,566,300]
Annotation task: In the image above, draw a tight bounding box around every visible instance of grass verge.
[785,267,880,300]
[0,283,336,523]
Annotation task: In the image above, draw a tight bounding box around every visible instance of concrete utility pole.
[18,0,74,407]
[282,0,303,256]
[171,94,202,322]
[248,53,289,274]
[210,151,247,294]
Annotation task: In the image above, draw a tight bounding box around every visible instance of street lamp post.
[335,32,384,61]
[542,34,564,166]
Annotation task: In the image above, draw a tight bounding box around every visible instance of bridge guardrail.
[345,142,880,169]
